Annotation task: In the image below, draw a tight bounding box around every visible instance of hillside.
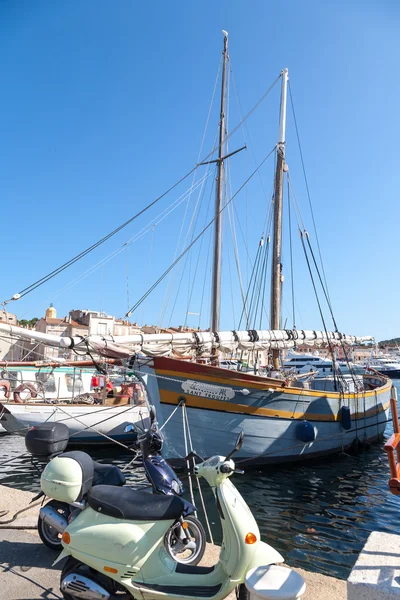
[378,337,400,347]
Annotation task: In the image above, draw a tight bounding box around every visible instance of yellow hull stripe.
[160,390,391,422]
[155,368,392,400]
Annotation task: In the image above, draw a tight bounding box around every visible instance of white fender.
[248,541,284,570]
[52,547,70,566]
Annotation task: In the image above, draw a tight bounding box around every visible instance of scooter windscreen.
[147,427,163,453]
[144,455,184,496]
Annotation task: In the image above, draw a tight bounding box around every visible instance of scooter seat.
[92,462,126,487]
[87,484,185,521]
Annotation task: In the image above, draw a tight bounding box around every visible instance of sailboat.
[122,33,391,464]
[0,356,149,444]
[0,33,391,462]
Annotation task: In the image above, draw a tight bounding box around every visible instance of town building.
[0,310,22,361]
[69,309,114,337]
[34,305,89,361]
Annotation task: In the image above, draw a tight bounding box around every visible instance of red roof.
[44,318,66,325]
[43,318,88,329]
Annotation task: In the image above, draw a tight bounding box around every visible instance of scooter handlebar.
[185,451,205,463]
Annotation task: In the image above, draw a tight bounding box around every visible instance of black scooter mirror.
[149,404,157,423]
[225,431,244,461]
[235,431,244,451]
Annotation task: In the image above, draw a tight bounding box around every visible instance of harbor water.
[1,382,399,580]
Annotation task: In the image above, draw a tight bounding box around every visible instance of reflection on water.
[1,383,399,580]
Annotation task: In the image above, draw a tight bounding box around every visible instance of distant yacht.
[283,351,363,376]
[364,355,400,378]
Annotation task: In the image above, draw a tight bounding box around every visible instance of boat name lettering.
[181,380,235,401]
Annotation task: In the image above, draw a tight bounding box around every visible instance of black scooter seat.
[60,451,126,492]
[88,485,185,521]
[92,461,126,487]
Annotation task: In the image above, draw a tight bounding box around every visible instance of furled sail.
[0,321,373,359]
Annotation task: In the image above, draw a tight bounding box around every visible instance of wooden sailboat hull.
[138,357,391,465]
[0,402,149,444]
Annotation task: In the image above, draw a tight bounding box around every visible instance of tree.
[18,317,39,328]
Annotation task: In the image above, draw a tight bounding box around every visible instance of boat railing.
[384,386,400,495]
[0,367,91,404]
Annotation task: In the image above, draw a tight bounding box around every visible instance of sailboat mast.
[210,31,228,332]
[270,68,289,370]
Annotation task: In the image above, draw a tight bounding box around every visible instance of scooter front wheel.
[164,516,206,566]
[236,583,249,600]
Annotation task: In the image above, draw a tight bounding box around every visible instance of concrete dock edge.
[0,484,346,599]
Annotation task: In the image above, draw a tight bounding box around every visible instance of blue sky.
[1,0,399,341]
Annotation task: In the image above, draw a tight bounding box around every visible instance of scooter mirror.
[235,431,244,451]
[124,423,135,433]
[149,404,157,423]
[225,430,244,461]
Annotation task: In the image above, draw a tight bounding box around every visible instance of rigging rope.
[227,198,247,323]
[140,225,155,325]
[198,228,213,330]
[158,129,218,326]
[184,180,215,327]
[182,403,197,518]
[53,404,141,451]
[247,238,264,328]
[15,167,200,300]
[126,146,277,316]
[288,81,331,304]
[258,234,271,330]
[299,230,346,391]
[165,163,216,327]
[304,231,359,384]
[237,239,262,330]
[287,173,359,385]
[52,171,212,302]
[126,243,131,317]
[7,74,281,303]
[227,229,236,325]
[183,404,214,544]
[287,178,296,328]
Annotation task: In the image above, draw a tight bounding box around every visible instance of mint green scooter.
[43,432,305,600]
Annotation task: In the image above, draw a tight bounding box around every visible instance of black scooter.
[128,406,206,565]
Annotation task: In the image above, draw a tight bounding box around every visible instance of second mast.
[270,68,289,370]
[210,31,228,332]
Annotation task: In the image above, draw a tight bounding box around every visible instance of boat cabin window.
[65,373,84,393]
[36,372,56,393]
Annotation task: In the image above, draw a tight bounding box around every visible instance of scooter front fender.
[52,547,71,567]
[181,498,197,517]
[247,541,284,570]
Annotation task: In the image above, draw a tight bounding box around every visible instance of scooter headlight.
[171,479,182,494]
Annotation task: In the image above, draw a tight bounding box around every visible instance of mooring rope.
[0,563,61,598]
[182,404,197,518]
[183,403,214,544]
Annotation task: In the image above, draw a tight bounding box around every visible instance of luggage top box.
[25,422,69,457]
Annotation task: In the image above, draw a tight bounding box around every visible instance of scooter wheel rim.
[165,519,204,564]
[39,519,63,545]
